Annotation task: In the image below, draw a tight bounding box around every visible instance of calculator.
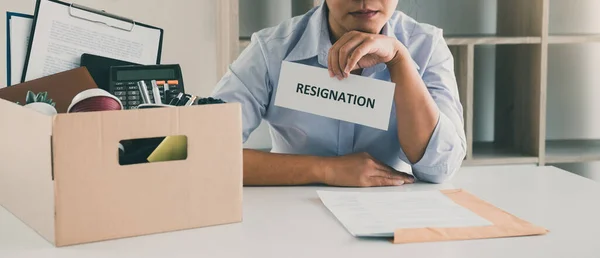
[108,64,185,109]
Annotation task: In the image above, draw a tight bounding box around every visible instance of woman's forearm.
[388,58,440,164]
[243,149,324,186]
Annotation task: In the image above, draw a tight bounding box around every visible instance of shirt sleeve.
[211,34,271,143]
[401,31,467,184]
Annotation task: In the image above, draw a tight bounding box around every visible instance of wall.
[547,0,600,140]
[547,0,600,180]
[239,0,292,38]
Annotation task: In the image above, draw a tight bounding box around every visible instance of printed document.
[275,61,395,130]
[317,190,493,237]
[23,0,161,82]
[8,15,33,86]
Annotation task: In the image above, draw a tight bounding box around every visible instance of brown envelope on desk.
[393,189,549,244]
[0,68,97,113]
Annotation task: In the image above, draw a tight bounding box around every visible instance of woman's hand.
[328,30,407,79]
[319,152,415,187]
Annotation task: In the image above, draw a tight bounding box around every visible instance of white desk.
[2,166,600,257]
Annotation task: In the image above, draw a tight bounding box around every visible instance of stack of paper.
[7,14,33,86]
[317,190,493,237]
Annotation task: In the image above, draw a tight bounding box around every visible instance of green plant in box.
[25,91,56,107]
[19,91,58,116]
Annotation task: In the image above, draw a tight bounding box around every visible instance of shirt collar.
[284,3,330,65]
[284,4,419,74]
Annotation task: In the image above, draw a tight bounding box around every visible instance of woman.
[212,0,466,187]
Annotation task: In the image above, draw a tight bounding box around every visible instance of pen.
[185,96,197,106]
[163,82,169,103]
[137,80,151,104]
[178,94,192,106]
[151,80,162,104]
[169,92,183,106]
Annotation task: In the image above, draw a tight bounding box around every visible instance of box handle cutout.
[119,135,188,165]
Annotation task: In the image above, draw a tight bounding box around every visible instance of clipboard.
[21,0,164,83]
[6,12,33,86]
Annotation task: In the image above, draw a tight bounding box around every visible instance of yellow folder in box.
[147,136,188,163]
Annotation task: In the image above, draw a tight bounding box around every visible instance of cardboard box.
[0,70,243,247]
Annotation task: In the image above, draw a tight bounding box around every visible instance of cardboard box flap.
[0,67,98,113]
[0,97,53,131]
[0,98,55,244]
[51,103,243,246]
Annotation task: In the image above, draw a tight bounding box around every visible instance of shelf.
[239,39,251,53]
[545,140,600,164]
[444,35,542,46]
[463,142,539,166]
[548,34,600,44]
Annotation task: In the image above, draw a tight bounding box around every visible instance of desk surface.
[2,166,600,258]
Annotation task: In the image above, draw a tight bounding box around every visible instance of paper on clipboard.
[6,13,33,86]
[22,0,163,82]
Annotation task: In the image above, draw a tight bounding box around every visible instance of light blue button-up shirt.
[211,4,466,183]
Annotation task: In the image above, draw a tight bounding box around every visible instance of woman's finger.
[370,176,404,187]
[337,36,367,78]
[371,158,416,184]
[329,32,358,80]
[345,39,378,74]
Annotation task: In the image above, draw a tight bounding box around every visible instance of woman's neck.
[326,5,345,43]
[328,22,345,43]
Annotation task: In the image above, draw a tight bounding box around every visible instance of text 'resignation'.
[296,83,376,109]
